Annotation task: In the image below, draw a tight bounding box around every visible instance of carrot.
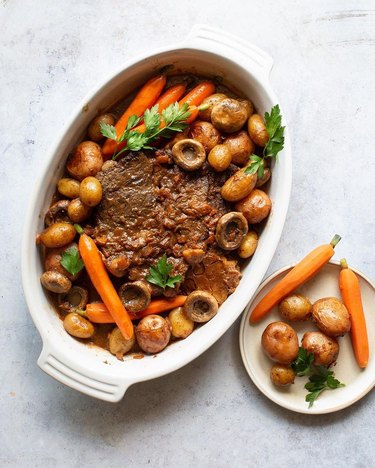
[250,235,342,324]
[179,81,216,106]
[339,258,369,368]
[102,74,167,157]
[86,295,187,323]
[78,234,134,340]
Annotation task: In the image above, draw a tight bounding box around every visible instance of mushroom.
[109,326,136,360]
[215,212,248,250]
[44,200,70,227]
[40,270,72,294]
[59,286,88,313]
[182,248,205,265]
[118,281,151,313]
[211,98,253,133]
[63,312,95,339]
[183,290,219,323]
[171,139,206,171]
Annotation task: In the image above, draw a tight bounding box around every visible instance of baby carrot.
[339,258,369,368]
[250,235,341,323]
[102,74,166,157]
[86,296,187,322]
[78,234,134,340]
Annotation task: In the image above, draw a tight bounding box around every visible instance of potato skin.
[63,313,95,339]
[136,315,171,354]
[40,270,71,294]
[88,114,115,142]
[221,167,257,202]
[168,307,194,339]
[79,176,103,207]
[223,131,255,166]
[301,331,339,367]
[235,189,272,224]
[248,114,269,147]
[312,297,351,337]
[189,121,221,152]
[109,326,135,360]
[44,242,80,281]
[255,167,271,187]
[208,144,232,172]
[66,141,103,181]
[279,294,312,322]
[57,178,80,199]
[211,98,253,133]
[40,222,76,248]
[270,364,295,386]
[238,230,258,259]
[199,93,227,121]
[261,321,299,364]
[68,198,92,223]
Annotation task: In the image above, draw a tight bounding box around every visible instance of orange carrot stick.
[78,234,134,339]
[250,235,341,324]
[102,74,166,157]
[86,296,187,323]
[339,258,369,368]
[179,81,216,106]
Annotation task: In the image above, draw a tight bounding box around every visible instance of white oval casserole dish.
[22,25,292,402]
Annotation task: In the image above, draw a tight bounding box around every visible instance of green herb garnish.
[146,254,182,290]
[291,347,315,376]
[60,246,84,276]
[100,102,191,160]
[245,104,285,178]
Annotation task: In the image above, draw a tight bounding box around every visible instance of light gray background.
[1,1,375,467]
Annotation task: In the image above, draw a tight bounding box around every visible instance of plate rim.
[239,260,375,414]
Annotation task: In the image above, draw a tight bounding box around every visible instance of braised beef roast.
[94,151,241,302]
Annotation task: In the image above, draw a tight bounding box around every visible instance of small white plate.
[239,261,375,414]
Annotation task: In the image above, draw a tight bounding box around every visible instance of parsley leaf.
[60,246,84,276]
[100,101,191,160]
[292,347,315,376]
[245,104,285,178]
[304,366,344,408]
[146,254,182,289]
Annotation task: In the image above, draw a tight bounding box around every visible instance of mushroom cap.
[183,290,219,323]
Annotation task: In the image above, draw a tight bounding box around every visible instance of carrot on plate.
[102,74,167,157]
[86,295,187,323]
[78,234,134,340]
[339,258,369,368]
[249,235,341,324]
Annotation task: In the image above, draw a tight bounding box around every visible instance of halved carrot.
[250,235,341,324]
[86,295,187,323]
[102,74,166,157]
[78,234,134,340]
[339,258,369,368]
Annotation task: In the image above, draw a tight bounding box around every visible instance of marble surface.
[1,0,375,466]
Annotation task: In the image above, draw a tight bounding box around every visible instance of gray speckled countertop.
[1,1,375,466]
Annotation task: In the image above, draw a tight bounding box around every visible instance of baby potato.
[261,321,299,364]
[312,297,351,337]
[279,294,312,322]
[270,364,295,386]
[255,167,271,187]
[63,312,95,339]
[235,189,272,224]
[248,114,269,147]
[88,113,115,142]
[68,198,92,223]
[44,242,80,281]
[238,231,258,259]
[208,144,232,172]
[57,178,80,199]
[189,121,221,152]
[168,307,194,339]
[40,222,76,248]
[109,326,135,360]
[211,98,253,133]
[301,331,339,367]
[199,93,227,121]
[136,315,171,354]
[221,167,257,202]
[223,131,255,166]
[66,141,103,181]
[79,176,103,207]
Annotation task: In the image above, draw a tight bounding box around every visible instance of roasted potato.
[248,114,269,147]
[57,178,81,199]
[109,326,135,360]
[221,167,257,202]
[136,315,171,354]
[261,321,299,364]
[40,270,71,294]
[279,294,312,322]
[168,307,194,339]
[223,131,255,166]
[88,113,115,142]
[301,331,339,367]
[211,98,253,133]
[238,231,258,259]
[189,121,221,152]
[235,189,272,224]
[208,144,232,172]
[312,297,351,337]
[68,198,92,223]
[199,93,227,121]
[63,313,95,339]
[44,242,80,281]
[79,176,103,207]
[270,364,295,386]
[40,222,76,248]
[66,141,103,181]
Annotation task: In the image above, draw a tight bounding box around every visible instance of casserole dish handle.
[38,344,131,402]
[185,24,273,80]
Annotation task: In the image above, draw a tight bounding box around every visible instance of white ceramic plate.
[239,261,375,414]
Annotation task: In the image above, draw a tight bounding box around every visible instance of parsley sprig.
[100,102,191,160]
[146,254,182,290]
[60,246,84,276]
[245,104,285,178]
[291,348,345,408]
